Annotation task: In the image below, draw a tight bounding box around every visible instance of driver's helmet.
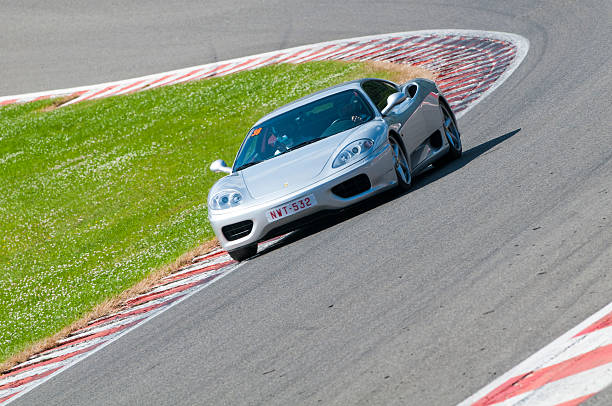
[261,126,290,157]
[266,129,278,148]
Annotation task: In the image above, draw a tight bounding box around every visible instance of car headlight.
[209,190,243,210]
[332,139,374,168]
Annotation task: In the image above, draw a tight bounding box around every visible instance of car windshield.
[233,89,374,171]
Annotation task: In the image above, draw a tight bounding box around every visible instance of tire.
[434,103,462,167]
[389,136,412,191]
[228,244,257,261]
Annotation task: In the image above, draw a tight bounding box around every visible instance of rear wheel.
[228,244,257,261]
[434,104,462,167]
[389,136,412,191]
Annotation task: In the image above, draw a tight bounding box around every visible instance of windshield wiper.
[234,160,263,172]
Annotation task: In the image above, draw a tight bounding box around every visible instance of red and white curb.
[0,29,528,119]
[0,29,538,404]
[0,237,282,404]
[460,302,612,405]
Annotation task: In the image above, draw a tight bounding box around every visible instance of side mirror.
[209,159,232,174]
[381,92,408,116]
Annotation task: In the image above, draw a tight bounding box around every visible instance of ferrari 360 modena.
[208,78,461,261]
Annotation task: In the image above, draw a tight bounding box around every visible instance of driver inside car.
[260,126,291,158]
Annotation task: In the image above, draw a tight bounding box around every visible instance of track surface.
[3,1,611,405]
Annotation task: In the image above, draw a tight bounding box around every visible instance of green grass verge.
[0,61,405,362]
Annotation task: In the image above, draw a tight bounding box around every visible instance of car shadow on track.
[255,128,521,258]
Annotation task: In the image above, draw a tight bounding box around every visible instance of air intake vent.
[222,220,253,241]
[332,174,371,198]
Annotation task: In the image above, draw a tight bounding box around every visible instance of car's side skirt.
[411,129,450,174]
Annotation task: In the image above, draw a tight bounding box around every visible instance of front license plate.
[266,194,317,223]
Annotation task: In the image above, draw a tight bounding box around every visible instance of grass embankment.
[0,61,433,366]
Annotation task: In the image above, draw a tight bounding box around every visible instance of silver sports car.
[208,78,461,261]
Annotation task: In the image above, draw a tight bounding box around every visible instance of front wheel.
[389,136,412,191]
[228,244,257,261]
[434,104,462,167]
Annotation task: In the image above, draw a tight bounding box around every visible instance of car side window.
[361,80,398,112]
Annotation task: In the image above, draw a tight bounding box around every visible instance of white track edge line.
[458,300,612,405]
[3,261,245,405]
[453,32,529,119]
[492,363,612,406]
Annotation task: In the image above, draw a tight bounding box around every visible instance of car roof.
[252,78,397,126]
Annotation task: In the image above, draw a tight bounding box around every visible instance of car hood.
[240,122,380,200]
[241,136,338,200]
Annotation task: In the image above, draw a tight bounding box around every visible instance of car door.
[361,79,427,170]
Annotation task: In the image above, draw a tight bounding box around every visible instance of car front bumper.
[208,143,397,251]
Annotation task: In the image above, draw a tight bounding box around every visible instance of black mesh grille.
[222,220,253,241]
[331,174,371,198]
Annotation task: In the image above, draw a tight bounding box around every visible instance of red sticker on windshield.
[252,127,262,136]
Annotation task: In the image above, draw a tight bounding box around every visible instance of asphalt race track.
[3,1,611,404]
